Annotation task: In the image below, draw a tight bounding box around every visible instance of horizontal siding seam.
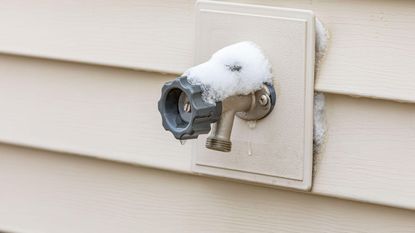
[2,51,414,104]
[0,139,413,211]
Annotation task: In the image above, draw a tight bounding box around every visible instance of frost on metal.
[184,41,272,104]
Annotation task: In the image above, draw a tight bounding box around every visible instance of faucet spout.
[206,94,253,152]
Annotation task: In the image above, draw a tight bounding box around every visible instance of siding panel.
[0,0,415,102]
[0,143,414,233]
[0,54,191,173]
[0,54,414,209]
[313,94,415,209]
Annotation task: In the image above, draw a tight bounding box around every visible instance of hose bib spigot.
[158,76,222,140]
[158,41,277,152]
[158,76,276,152]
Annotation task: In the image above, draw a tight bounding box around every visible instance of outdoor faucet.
[158,76,276,152]
[158,41,276,152]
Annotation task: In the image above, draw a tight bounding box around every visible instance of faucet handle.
[158,76,222,140]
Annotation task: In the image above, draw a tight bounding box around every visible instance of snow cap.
[184,41,272,103]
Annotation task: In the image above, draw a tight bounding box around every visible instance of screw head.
[259,94,269,106]
[183,102,191,113]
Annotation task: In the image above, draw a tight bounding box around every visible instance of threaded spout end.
[205,138,232,152]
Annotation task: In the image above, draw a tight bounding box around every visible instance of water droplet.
[247,120,257,129]
[247,141,253,156]
[246,121,257,155]
[180,140,186,145]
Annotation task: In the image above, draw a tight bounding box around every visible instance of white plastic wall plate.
[191,0,315,190]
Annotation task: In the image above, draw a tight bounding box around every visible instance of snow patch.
[315,18,329,72]
[313,18,329,155]
[313,92,326,154]
[184,41,272,103]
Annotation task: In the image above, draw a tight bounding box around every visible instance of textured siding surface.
[0,0,414,231]
[0,54,414,210]
[0,0,415,102]
[0,143,414,233]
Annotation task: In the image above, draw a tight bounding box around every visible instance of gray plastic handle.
[158,76,222,140]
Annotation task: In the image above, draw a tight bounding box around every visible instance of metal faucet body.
[206,94,253,152]
[206,84,276,152]
[158,76,276,152]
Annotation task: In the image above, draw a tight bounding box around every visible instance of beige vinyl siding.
[0,0,415,102]
[0,1,414,230]
[0,54,190,173]
[0,143,414,233]
[0,54,414,210]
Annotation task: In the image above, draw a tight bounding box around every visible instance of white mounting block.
[191,0,315,190]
